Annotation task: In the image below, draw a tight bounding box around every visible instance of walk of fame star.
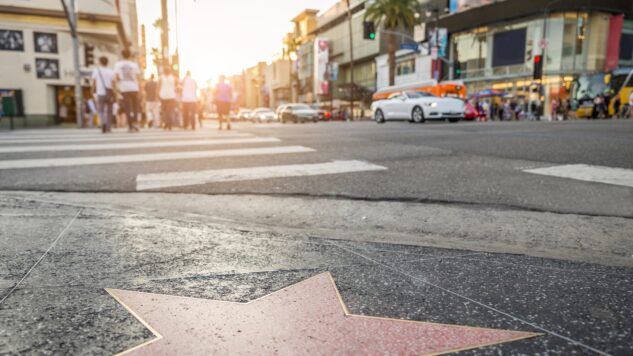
[107,273,540,355]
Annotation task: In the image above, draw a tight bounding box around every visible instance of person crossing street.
[181,71,198,130]
[91,56,115,133]
[114,49,142,132]
[214,75,233,130]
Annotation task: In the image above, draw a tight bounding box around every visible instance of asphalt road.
[1,119,632,217]
[1,119,633,355]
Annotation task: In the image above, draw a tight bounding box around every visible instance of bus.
[572,68,633,118]
[372,80,467,102]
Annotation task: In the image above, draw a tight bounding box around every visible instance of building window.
[34,32,58,54]
[620,33,633,62]
[0,29,24,51]
[396,59,415,76]
[35,58,60,79]
[492,28,526,67]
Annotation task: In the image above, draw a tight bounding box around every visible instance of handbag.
[97,68,115,104]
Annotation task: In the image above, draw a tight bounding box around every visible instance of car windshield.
[290,105,311,110]
[406,91,435,98]
[255,109,273,113]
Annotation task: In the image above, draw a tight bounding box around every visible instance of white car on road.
[252,108,276,123]
[371,91,465,124]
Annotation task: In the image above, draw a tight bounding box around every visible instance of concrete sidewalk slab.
[0,197,631,354]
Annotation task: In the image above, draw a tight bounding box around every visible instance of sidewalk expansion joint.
[0,209,81,306]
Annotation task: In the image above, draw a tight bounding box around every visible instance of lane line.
[0,131,252,142]
[0,133,251,144]
[136,160,388,190]
[523,164,633,188]
[0,146,315,170]
[0,137,280,153]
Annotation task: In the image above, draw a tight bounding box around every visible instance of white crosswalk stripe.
[136,160,388,190]
[524,164,633,188]
[0,146,315,170]
[0,137,280,153]
[0,129,389,189]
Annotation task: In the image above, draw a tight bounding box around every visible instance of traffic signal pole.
[345,0,354,121]
[61,0,84,127]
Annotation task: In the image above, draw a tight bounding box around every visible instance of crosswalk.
[0,128,388,191]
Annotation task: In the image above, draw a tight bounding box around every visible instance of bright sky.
[136,0,337,84]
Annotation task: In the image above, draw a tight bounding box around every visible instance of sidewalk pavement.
[1,194,631,354]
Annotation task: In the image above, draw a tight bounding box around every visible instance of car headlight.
[424,102,438,108]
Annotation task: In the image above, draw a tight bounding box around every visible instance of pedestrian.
[144,74,160,128]
[91,56,115,133]
[159,66,177,131]
[551,98,558,121]
[214,75,233,130]
[114,49,141,132]
[181,71,198,130]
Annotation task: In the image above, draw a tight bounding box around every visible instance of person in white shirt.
[114,49,141,132]
[181,71,198,130]
[91,56,116,133]
[159,66,177,131]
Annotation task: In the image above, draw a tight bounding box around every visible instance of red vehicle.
[464,102,480,120]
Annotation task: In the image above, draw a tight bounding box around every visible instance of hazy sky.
[137,0,337,83]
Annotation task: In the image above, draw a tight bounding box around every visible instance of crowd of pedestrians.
[91,49,233,134]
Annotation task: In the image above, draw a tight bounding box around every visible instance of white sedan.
[371,91,465,124]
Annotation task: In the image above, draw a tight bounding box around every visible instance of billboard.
[314,38,329,96]
[449,0,495,13]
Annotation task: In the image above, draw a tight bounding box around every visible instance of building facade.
[439,0,633,117]
[0,0,138,127]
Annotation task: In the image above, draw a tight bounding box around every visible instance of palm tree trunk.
[388,31,396,86]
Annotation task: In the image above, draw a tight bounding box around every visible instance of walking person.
[114,49,142,132]
[91,56,115,133]
[159,67,177,131]
[181,71,198,130]
[144,74,160,128]
[214,75,233,130]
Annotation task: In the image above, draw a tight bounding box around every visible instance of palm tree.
[365,0,420,86]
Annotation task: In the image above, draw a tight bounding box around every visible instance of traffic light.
[363,21,376,40]
[533,55,543,80]
[171,53,180,78]
[453,61,462,79]
[84,44,95,67]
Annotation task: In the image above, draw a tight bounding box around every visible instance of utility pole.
[161,0,170,68]
[61,0,84,127]
[345,0,354,120]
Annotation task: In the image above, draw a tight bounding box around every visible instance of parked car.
[371,91,465,124]
[252,108,276,123]
[275,104,288,120]
[310,104,332,121]
[463,102,481,120]
[237,108,253,121]
[280,104,319,123]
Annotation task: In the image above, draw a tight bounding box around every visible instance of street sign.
[400,43,419,51]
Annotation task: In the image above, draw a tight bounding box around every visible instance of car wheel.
[412,106,425,123]
[375,109,385,124]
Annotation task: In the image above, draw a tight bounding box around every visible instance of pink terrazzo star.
[107,273,539,355]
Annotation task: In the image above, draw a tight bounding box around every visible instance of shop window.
[396,59,415,76]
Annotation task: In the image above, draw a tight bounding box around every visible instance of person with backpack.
[91,56,116,133]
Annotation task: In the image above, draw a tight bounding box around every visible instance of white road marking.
[0,133,251,144]
[0,146,314,170]
[136,160,388,190]
[0,137,279,153]
[0,131,252,142]
[524,164,633,188]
